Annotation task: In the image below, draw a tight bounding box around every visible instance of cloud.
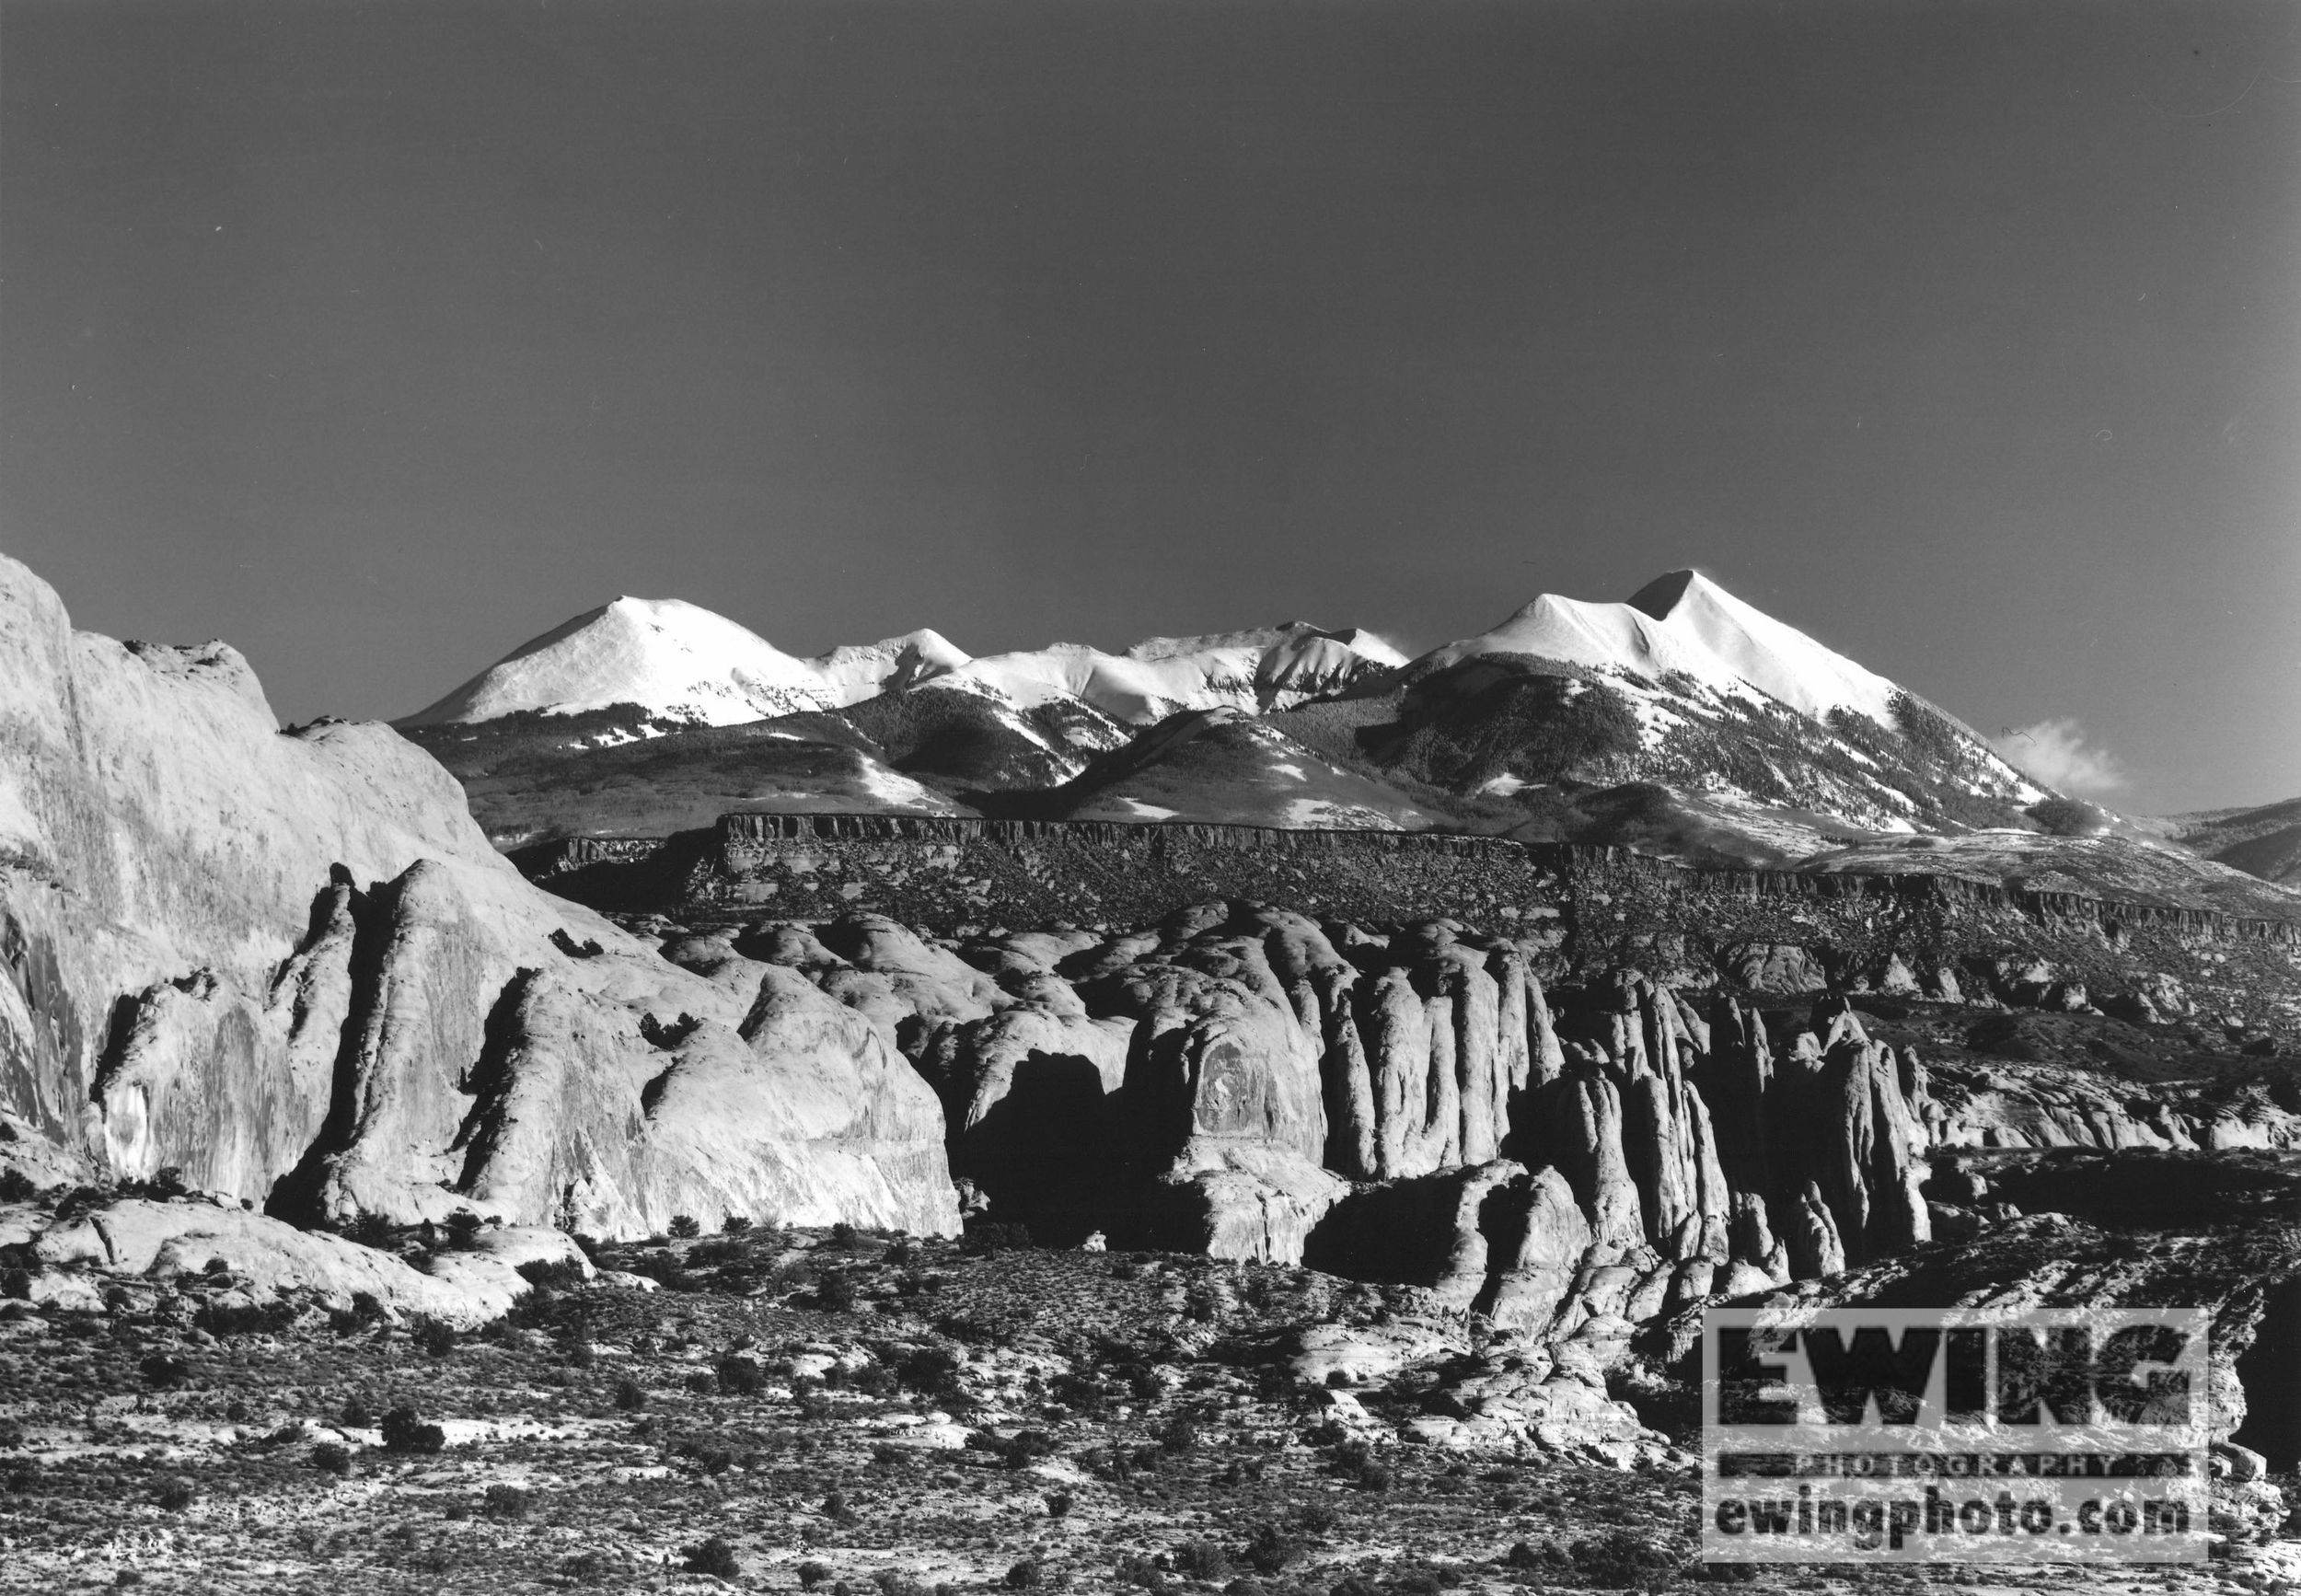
[1990,717,2126,794]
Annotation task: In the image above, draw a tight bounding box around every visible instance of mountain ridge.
[391,570,2298,903]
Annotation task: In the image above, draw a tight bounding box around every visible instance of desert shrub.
[1329,1578,1382,1596]
[379,1405,445,1454]
[612,1378,646,1411]
[484,1483,529,1519]
[815,1270,858,1313]
[1002,1428,1056,1469]
[827,1221,861,1249]
[154,1476,196,1511]
[884,1235,914,1266]
[1155,1411,1199,1454]
[873,1573,927,1596]
[0,1168,39,1203]
[1045,1489,1073,1518]
[851,1363,897,1397]
[798,1564,834,1591]
[341,1396,373,1428]
[896,1345,963,1397]
[138,1352,191,1389]
[1005,1560,1042,1590]
[683,1536,740,1577]
[1356,1460,1393,1491]
[310,1440,352,1477]
[719,1213,752,1235]
[667,1214,701,1240]
[685,1370,720,1394]
[2,1267,34,1301]
[194,1298,297,1337]
[960,1220,1034,1256]
[562,1550,619,1587]
[343,1210,396,1250]
[1048,1370,1104,1414]
[824,1489,858,1522]
[1174,1541,1231,1580]
[717,1355,766,1395]
[443,1209,483,1250]
[516,1256,587,1290]
[1567,1529,1682,1590]
[412,1317,457,1359]
[1243,1521,1300,1572]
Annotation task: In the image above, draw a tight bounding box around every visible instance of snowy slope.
[1627,571,1902,723]
[1401,569,2044,827]
[400,598,839,727]
[809,629,973,707]
[403,599,1399,735]
[1417,569,1912,722]
[921,622,1401,724]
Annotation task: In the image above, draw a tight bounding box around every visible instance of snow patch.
[1282,800,1403,831]
[853,760,954,812]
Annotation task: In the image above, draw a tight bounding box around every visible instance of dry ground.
[0,1226,2290,1595]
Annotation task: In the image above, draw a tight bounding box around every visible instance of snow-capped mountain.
[400,597,845,727]
[1425,570,1933,729]
[399,600,1403,738]
[1381,569,2044,841]
[395,569,2118,871]
[924,622,1405,726]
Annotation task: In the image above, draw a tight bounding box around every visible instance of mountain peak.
[399,596,829,728]
[1625,568,1705,620]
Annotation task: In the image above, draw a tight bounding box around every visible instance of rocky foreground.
[0,1220,2295,1595]
[4,549,2300,1590]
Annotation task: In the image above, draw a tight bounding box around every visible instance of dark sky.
[5,0,2296,812]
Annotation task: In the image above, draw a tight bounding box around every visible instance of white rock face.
[22,1196,560,1328]
[0,554,959,1241]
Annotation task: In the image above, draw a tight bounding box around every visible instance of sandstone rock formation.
[0,555,959,1252]
[747,893,2299,1440]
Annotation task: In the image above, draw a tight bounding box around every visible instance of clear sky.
[5,0,2296,813]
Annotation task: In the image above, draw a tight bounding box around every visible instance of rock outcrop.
[0,555,959,1243]
[8,1193,585,1327]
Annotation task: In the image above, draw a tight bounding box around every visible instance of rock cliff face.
[0,556,958,1241]
[732,895,2300,1466]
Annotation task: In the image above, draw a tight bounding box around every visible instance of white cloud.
[1991,717,2126,794]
